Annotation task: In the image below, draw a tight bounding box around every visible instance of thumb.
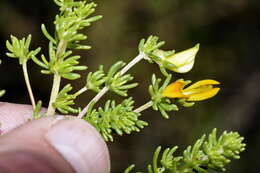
[0,116,110,173]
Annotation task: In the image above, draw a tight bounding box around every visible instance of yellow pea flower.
[153,44,200,73]
[162,79,220,101]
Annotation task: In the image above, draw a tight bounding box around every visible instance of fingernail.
[45,117,110,173]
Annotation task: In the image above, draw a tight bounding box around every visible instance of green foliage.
[5,35,40,108]
[149,49,176,70]
[139,36,165,58]
[53,84,80,114]
[33,42,87,80]
[85,98,148,142]
[1,1,246,172]
[125,129,246,173]
[53,0,102,47]
[105,61,138,97]
[85,61,138,96]
[30,0,103,115]
[33,101,43,119]
[203,129,245,171]
[6,35,41,65]
[149,74,178,118]
[86,65,106,92]
[177,98,195,107]
[32,0,101,80]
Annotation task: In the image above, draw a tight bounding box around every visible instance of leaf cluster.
[53,84,80,114]
[32,0,102,80]
[125,128,246,173]
[63,59,138,117]
[6,35,41,65]
[149,74,178,119]
[33,42,87,80]
[86,65,106,92]
[85,61,138,96]
[85,98,148,141]
[139,36,165,58]
[105,61,138,96]
[51,0,102,48]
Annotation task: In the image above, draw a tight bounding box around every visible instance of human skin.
[0,102,110,173]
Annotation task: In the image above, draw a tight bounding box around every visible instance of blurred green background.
[0,0,259,172]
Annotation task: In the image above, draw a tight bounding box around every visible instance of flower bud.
[153,44,200,73]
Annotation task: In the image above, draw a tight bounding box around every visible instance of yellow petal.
[184,79,220,91]
[173,60,195,73]
[167,44,199,67]
[186,88,220,101]
[182,85,213,96]
[162,81,186,98]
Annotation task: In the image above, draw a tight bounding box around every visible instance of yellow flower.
[153,44,200,73]
[162,79,220,101]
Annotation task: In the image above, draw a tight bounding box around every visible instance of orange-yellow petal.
[184,79,220,91]
[162,81,186,98]
[186,88,220,101]
[182,85,213,96]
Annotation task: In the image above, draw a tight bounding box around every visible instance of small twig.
[118,53,145,75]
[134,101,153,113]
[78,87,109,119]
[73,87,88,97]
[78,53,147,118]
[22,61,36,109]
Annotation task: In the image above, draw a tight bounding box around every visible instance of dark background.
[0,0,259,172]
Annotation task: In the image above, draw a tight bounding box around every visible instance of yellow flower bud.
[153,44,200,73]
[162,79,220,101]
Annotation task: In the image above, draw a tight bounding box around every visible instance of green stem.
[73,87,88,97]
[118,52,145,75]
[134,101,153,113]
[78,53,147,119]
[46,73,61,116]
[56,40,67,58]
[22,62,36,109]
[46,40,67,116]
[78,87,109,119]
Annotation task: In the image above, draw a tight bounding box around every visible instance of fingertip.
[46,117,110,173]
[0,115,110,173]
[0,102,110,173]
[0,102,34,134]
